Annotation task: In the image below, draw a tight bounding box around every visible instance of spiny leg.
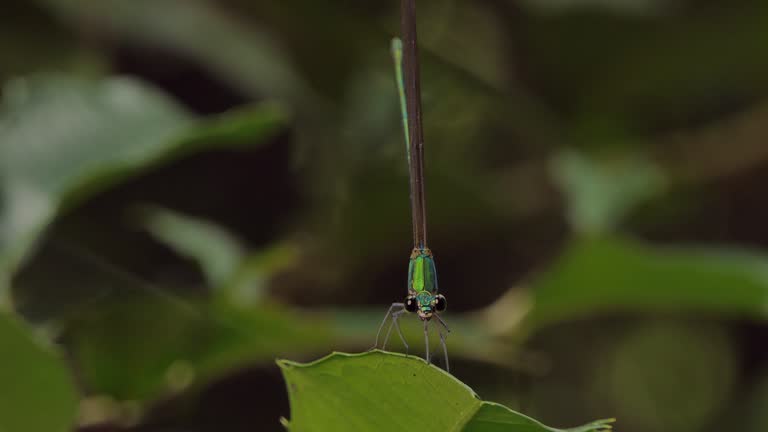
[438,324,450,373]
[373,302,404,349]
[382,316,395,349]
[390,309,409,355]
[382,309,407,350]
[423,319,430,364]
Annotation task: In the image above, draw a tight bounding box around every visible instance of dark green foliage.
[1,1,768,431]
[0,312,77,432]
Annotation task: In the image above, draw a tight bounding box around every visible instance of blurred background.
[2,0,768,431]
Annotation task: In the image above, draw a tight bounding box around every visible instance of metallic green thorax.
[408,248,438,295]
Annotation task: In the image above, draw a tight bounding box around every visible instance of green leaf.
[0,311,78,432]
[551,150,664,234]
[221,242,299,305]
[68,295,335,403]
[138,206,299,304]
[138,205,246,288]
[0,75,287,302]
[35,0,313,103]
[0,76,186,279]
[527,236,768,328]
[278,351,613,432]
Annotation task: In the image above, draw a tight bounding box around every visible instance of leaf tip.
[275,358,295,370]
[583,418,616,431]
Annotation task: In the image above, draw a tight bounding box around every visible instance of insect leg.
[383,308,407,350]
[391,309,409,355]
[424,319,430,364]
[373,302,404,349]
[382,317,395,349]
[438,325,450,373]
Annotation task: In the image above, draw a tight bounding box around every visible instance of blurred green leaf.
[222,243,299,305]
[597,321,734,432]
[279,351,613,432]
[36,0,314,104]
[68,294,334,403]
[139,206,299,304]
[552,150,664,234]
[0,312,78,432]
[523,5,768,130]
[139,205,246,288]
[527,236,768,327]
[0,75,287,302]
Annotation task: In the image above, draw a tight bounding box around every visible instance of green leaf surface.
[528,236,768,327]
[0,75,287,300]
[279,351,613,432]
[0,311,78,432]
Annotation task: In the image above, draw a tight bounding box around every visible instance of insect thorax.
[408,248,437,295]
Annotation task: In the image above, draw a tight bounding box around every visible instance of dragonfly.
[373,0,450,371]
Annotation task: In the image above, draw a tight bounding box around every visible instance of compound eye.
[434,295,447,312]
[405,297,418,313]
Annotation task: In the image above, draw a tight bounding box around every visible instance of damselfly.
[373,0,450,371]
